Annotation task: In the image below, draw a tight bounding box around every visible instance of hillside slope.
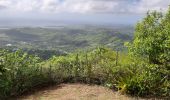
[0,25,133,51]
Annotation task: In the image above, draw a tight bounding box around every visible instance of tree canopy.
[128,7,170,66]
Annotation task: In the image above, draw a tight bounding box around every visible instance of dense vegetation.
[0,25,133,52]
[0,8,170,99]
[125,8,170,96]
[0,48,67,60]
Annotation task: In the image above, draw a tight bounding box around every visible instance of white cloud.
[130,0,170,14]
[0,0,169,14]
[0,0,11,7]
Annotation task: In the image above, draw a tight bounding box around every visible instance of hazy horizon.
[0,0,170,27]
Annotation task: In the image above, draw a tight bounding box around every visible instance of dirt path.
[16,83,138,100]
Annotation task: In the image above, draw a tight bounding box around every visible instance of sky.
[0,0,170,26]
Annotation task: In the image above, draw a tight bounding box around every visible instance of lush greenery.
[127,10,170,65]
[0,48,67,60]
[0,25,133,52]
[125,8,170,96]
[0,48,169,99]
[0,8,170,100]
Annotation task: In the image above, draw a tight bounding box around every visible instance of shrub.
[0,50,48,99]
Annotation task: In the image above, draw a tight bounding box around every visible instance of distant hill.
[0,25,134,52]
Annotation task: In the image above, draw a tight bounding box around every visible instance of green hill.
[0,25,133,52]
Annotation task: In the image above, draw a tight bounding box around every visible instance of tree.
[127,7,170,65]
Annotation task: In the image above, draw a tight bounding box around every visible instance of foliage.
[0,45,169,99]
[0,50,52,99]
[123,7,170,97]
[47,47,117,84]
[127,9,170,65]
[0,48,118,99]
[114,59,170,97]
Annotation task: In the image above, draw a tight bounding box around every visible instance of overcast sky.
[0,0,170,26]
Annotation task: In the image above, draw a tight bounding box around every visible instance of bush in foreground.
[0,47,169,99]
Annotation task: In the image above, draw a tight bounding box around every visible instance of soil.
[14,83,142,100]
